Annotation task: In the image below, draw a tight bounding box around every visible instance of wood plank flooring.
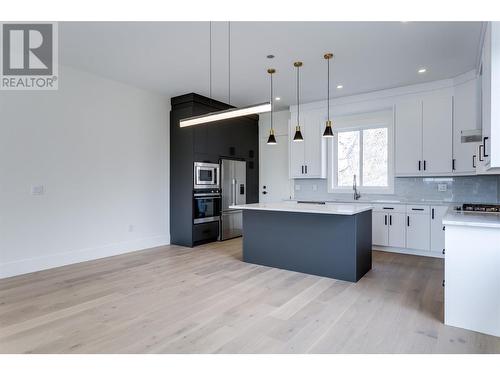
[1,238,499,353]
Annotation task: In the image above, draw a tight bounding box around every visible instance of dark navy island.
[230,202,373,282]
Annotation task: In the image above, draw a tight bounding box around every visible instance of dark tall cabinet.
[170,93,259,247]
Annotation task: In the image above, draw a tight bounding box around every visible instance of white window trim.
[327,109,394,195]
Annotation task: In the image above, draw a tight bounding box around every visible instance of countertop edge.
[229,204,373,215]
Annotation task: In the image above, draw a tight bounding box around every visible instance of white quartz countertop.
[229,202,373,215]
[443,208,500,229]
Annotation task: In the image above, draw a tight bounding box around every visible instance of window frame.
[328,110,394,195]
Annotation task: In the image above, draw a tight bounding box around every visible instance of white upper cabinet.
[422,91,453,175]
[395,90,453,176]
[453,78,479,174]
[479,22,500,171]
[289,118,305,178]
[289,108,327,179]
[395,89,453,176]
[395,98,423,176]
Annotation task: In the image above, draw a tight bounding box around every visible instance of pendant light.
[323,53,334,137]
[267,68,277,145]
[293,61,304,142]
[179,22,271,128]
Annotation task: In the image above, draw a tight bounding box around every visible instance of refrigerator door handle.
[232,179,237,205]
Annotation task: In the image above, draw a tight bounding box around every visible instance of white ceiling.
[60,21,484,109]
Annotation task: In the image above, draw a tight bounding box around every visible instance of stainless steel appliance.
[193,189,221,224]
[456,203,500,213]
[220,159,246,240]
[193,162,220,189]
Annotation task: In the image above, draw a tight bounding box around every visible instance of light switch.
[31,185,44,195]
[295,184,301,191]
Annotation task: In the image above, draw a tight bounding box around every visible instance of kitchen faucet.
[353,174,361,200]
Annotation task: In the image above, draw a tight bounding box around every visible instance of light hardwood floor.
[1,238,499,354]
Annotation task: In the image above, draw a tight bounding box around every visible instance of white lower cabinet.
[372,204,406,248]
[406,212,430,251]
[388,212,406,248]
[372,203,447,257]
[430,205,449,255]
[372,211,389,246]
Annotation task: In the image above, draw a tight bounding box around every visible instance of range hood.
[461,129,482,143]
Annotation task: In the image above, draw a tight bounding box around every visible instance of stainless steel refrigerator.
[220,159,246,240]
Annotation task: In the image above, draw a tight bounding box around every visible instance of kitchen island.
[443,208,500,337]
[229,202,373,282]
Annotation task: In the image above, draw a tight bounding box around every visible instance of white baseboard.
[373,245,444,259]
[0,234,170,279]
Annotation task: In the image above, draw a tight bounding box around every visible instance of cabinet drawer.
[372,203,406,213]
[193,221,219,245]
[406,205,430,214]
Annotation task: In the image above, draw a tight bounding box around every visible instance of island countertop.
[229,202,373,215]
[443,208,500,229]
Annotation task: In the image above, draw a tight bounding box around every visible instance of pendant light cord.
[296,66,300,126]
[270,72,273,130]
[209,21,212,99]
[228,21,231,105]
[327,57,330,120]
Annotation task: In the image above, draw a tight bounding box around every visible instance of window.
[329,110,393,194]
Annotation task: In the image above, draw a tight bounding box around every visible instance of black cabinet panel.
[170,93,259,246]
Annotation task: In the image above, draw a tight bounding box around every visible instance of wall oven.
[193,190,221,224]
[194,162,220,189]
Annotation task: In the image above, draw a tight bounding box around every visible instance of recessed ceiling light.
[336,85,343,89]
[418,68,427,74]
[275,97,281,101]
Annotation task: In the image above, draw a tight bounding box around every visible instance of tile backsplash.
[293,176,500,204]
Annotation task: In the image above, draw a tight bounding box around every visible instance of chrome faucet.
[353,174,361,200]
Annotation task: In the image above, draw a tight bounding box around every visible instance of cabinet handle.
[418,161,421,171]
[479,145,484,162]
[452,159,456,171]
[442,280,445,288]
[407,216,410,227]
[384,215,387,226]
[443,226,445,231]
[382,207,394,210]
[473,154,476,168]
[301,165,304,174]
[483,136,489,157]
[423,160,427,171]
[305,165,308,174]
[431,208,435,219]
[412,208,424,211]
[442,249,445,255]
[389,215,392,226]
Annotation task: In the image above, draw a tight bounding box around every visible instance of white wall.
[0,65,170,278]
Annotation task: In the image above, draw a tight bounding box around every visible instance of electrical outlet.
[295,184,301,191]
[31,185,44,195]
[312,184,318,191]
[438,183,447,192]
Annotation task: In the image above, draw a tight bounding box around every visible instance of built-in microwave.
[194,162,220,189]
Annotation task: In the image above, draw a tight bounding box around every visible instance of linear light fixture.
[179,102,271,127]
